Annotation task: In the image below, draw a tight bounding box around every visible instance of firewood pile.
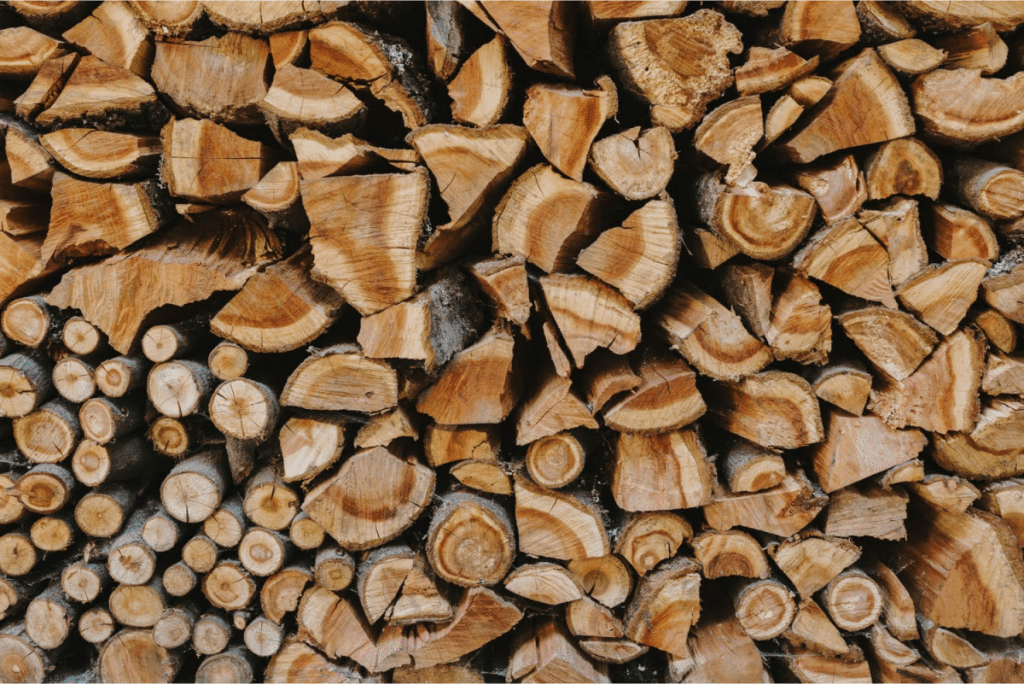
[2,0,1024,681]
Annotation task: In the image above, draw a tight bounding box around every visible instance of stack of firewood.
[1,0,1024,681]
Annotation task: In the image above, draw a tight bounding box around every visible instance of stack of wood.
[1,0,1024,681]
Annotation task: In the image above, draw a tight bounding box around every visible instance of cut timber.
[925,202,999,263]
[900,1,1024,31]
[566,596,623,639]
[266,638,365,683]
[427,493,515,587]
[244,617,283,658]
[914,70,1024,145]
[261,566,312,624]
[62,316,105,356]
[822,570,883,631]
[860,197,929,287]
[2,296,61,349]
[612,430,712,511]
[203,561,256,611]
[302,171,427,315]
[836,305,937,381]
[95,356,148,398]
[950,156,1024,221]
[516,368,597,445]
[721,441,786,493]
[46,209,281,353]
[541,274,640,367]
[768,534,860,597]
[777,0,861,60]
[706,371,823,449]
[703,470,827,537]
[13,53,79,120]
[160,450,228,523]
[181,533,220,573]
[877,38,946,75]
[450,459,511,495]
[407,124,528,268]
[448,35,512,128]
[577,199,681,310]
[624,557,701,657]
[124,1,203,37]
[934,24,1006,74]
[0,533,36,576]
[692,530,769,579]
[870,327,985,433]
[526,432,585,489]
[35,55,162,129]
[655,281,772,381]
[793,154,866,225]
[974,308,1018,354]
[416,325,518,424]
[0,26,64,79]
[208,343,248,381]
[523,78,617,182]
[209,379,278,442]
[763,95,804,145]
[309,21,433,129]
[314,545,355,592]
[161,118,274,204]
[289,129,394,180]
[0,353,53,418]
[191,613,231,655]
[505,563,583,605]
[241,162,304,231]
[515,476,608,561]
[813,409,927,493]
[196,647,258,683]
[984,350,1024,395]
[79,606,115,645]
[201,1,340,34]
[793,219,897,308]
[493,164,610,273]
[425,1,463,82]
[148,360,214,419]
[72,436,150,487]
[776,49,913,163]
[109,578,168,627]
[424,424,499,467]
[99,629,181,684]
[780,645,871,683]
[509,618,609,683]
[45,172,170,265]
[578,350,640,413]
[239,528,290,577]
[152,32,270,125]
[354,406,419,449]
[243,464,299,531]
[606,10,742,132]
[0,226,52,307]
[736,47,818,96]
[864,137,943,201]
[825,484,909,540]
[143,510,184,553]
[30,515,72,552]
[983,256,1024,325]
[694,96,762,184]
[281,345,397,414]
[933,398,1024,480]
[17,463,76,513]
[62,1,151,77]
[259,64,366,143]
[681,597,770,682]
[588,127,675,202]
[303,446,434,551]
[468,256,530,327]
[899,497,1024,637]
[783,598,849,657]
[614,512,691,577]
[469,1,575,79]
[909,474,980,513]
[896,259,987,334]
[731,577,797,640]
[696,173,818,261]
[13,399,80,463]
[5,129,54,193]
[601,349,704,434]
[806,362,872,417]
[919,617,988,670]
[279,414,347,483]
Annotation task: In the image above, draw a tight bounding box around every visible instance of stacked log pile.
[1,0,1024,681]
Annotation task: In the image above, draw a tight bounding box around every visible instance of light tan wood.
[524,78,616,182]
[448,35,511,128]
[822,570,883,631]
[109,578,168,627]
[259,64,365,143]
[509,618,609,683]
[615,512,691,577]
[516,476,608,562]
[588,127,676,201]
[314,545,355,592]
[203,561,256,611]
[913,68,1024,145]
[813,409,927,493]
[17,463,76,514]
[278,413,347,483]
[783,598,849,658]
[516,367,598,445]
[692,530,769,580]
[243,464,299,532]
[95,356,149,398]
[864,137,943,201]
[703,470,827,538]
[79,395,144,446]
[825,484,909,540]
[192,613,231,655]
[877,38,946,75]
[469,1,575,79]
[281,344,398,414]
[568,555,633,609]
[731,577,797,640]
[261,566,311,625]
[505,563,584,605]
[613,430,712,511]
[182,533,220,574]
[526,433,586,489]
[79,605,115,645]
[62,561,110,603]
[624,557,701,657]
[36,55,160,128]
[163,562,197,598]
[720,440,786,493]
[99,628,182,684]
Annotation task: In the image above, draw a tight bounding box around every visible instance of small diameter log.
[426,493,516,587]
[153,602,199,649]
[720,440,786,494]
[303,447,432,548]
[12,398,80,464]
[142,509,185,553]
[730,577,797,640]
[61,562,110,604]
[147,416,221,459]
[822,570,884,632]
[160,450,229,523]
[52,356,95,403]
[109,577,169,627]
[526,432,587,490]
[357,545,414,623]
[72,436,150,487]
[614,512,691,577]
[17,463,76,514]
[566,595,623,640]
[243,463,300,532]
[203,561,256,611]
[0,622,54,683]
[601,349,705,434]
[162,562,197,598]
[148,360,215,418]
[588,127,675,201]
[192,613,232,656]
[79,395,144,445]
[918,617,989,670]
[182,533,221,575]
[209,379,279,442]
[0,575,44,620]
[613,430,713,511]
[99,629,182,684]
[515,476,609,562]
[314,545,355,592]
[949,156,1024,221]
[623,557,701,657]
[208,342,249,381]
[244,616,283,658]
[108,514,158,586]
[278,413,347,483]
[448,35,512,128]
[25,584,79,650]
[204,496,248,548]
[864,137,943,201]
[2,296,62,348]
[569,556,633,609]
[877,38,946,75]
[261,566,312,624]
[913,68,1024,145]
[29,515,73,552]
[142,322,210,364]
[0,531,36,577]
[0,353,54,418]
[0,472,25,525]
[924,201,1000,264]
[692,530,770,580]
[40,129,160,181]
[95,356,149,398]
[238,527,291,577]
[79,606,115,645]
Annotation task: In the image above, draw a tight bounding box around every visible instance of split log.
[515,476,608,561]
[824,484,909,540]
[516,367,598,445]
[464,1,575,80]
[783,599,849,658]
[679,594,770,682]
[979,480,1024,546]
[912,69,1024,145]
[612,430,712,511]
[794,219,897,308]
[261,565,312,624]
[505,563,583,605]
[540,273,640,368]
[13,52,79,120]
[448,35,512,128]
[768,533,860,598]
[5,129,54,193]
[265,638,366,683]
[0,26,65,79]
[692,530,769,580]
[813,409,927,493]
[606,10,742,131]
[600,349,704,433]
[836,304,937,381]
[933,398,1024,480]
[509,618,609,683]
[908,473,981,512]
[864,137,943,201]
[302,446,434,550]
[39,128,160,181]
[588,127,675,202]
[877,37,946,75]
[720,441,786,493]
[983,254,1024,325]
[568,555,633,609]
[425,0,464,82]
[705,371,823,449]
[624,557,701,657]
[259,64,366,143]
[278,413,347,483]
[281,345,398,414]
[703,470,827,538]
[949,156,1024,221]
[925,202,1000,263]
[35,55,165,129]
[858,197,930,288]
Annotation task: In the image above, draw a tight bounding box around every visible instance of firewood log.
[508,618,609,682]
[238,527,291,578]
[162,562,197,598]
[794,219,898,308]
[244,616,283,658]
[160,449,229,523]
[0,26,65,80]
[265,638,367,683]
[313,544,355,592]
[13,398,80,463]
[61,561,110,604]
[623,557,700,657]
[767,532,860,598]
[864,137,943,201]
[447,34,511,128]
[703,470,827,537]
[153,602,199,650]
[242,463,299,531]
[692,530,769,580]
[0,352,52,418]
[78,606,115,645]
[109,576,169,627]
[612,430,712,511]
[13,52,78,121]
[5,128,55,193]
[504,562,583,605]
[181,533,221,574]
[979,479,1024,546]
[141,508,185,553]
[568,555,633,609]
[259,64,365,143]
[192,613,231,655]
[425,1,464,82]
[260,565,311,625]
[203,561,256,612]
[783,598,849,657]
[36,55,166,129]
[0,530,36,577]
[614,512,690,577]
[836,303,938,381]
[17,463,76,513]
[824,483,909,540]
[774,0,861,60]
[99,628,182,683]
